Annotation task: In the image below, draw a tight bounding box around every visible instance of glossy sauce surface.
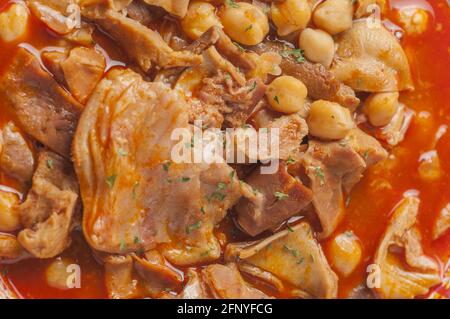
[0,0,449,299]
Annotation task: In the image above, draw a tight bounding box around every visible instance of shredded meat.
[0,122,35,183]
[252,41,360,110]
[0,48,82,157]
[15,151,79,258]
[235,162,313,236]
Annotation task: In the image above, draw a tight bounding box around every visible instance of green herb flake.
[286,224,294,232]
[229,170,236,179]
[217,182,227,190]
[119,240,127,251]
[200,206,206,215]
[181,177,191,182]
[283,244,299,257]
[274,95,280,104]
[274,191,289,201]
[118,148,128,157]
[245,24,253,32]
[314,166,325,186]
[286,156,296,165]
[248,81,257,92]
[106,174,117,189]
[281,48,305,63]
[233,41,245,52]
[134,236,141,244]
[46,159,54,170]
[163,161,172,172]
[226,0,239,8]
[186,221,202,234]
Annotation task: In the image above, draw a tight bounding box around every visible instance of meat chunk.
[73,69,243,266]
[104,254,140,299]
[225,223,338,298]
[379,104,414,146]
[346,128,388,168]
[27,0,77,35]
[373,197,441,298]
[235,162,313,236]
[0,122,35,183]
[202,263,270,299]
[15,151,79,258]
[252,41,360,110]
[42,47,106,104]
[142,0,189,18]
[195,70,266,128]
[0,48,82,157]
[266,113,309,160]
[332,20,414,92]
[60,47,106,104]
[302,140,366,238]
[83,8,201,71]
[433,203,450,240]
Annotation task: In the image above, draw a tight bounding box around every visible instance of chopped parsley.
[286,224,294,232]
[314,166,325,186]
[181,177,191,182]
[118,148,128,157]
[226,0,240,8]
[233,41,245,52]
[229,170,236,179]
[281,48,305,63]
[217,182,227,190]
[248,81,257,92]
[274,191,289,201]
[286,156,296,165]
[186,221,202,234]
[134,236,141,244]
[274,95,280,104]
[119,240,127,251]
[283,244,299,257]
[245,24,253,32]
[200,206,206,215]
[106,174,117,188]
[163,161,172,171]
[46,159,54,170]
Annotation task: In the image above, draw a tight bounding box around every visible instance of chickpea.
[329,231,362,277]
[363,92,399,127]
[181,1,222,40]
[271,0,312,36]
[219,2,269,46]
[266,76,308,114]
[307,100,354,140]
[299,28,335,68]
[0,3,29,42]
[0,190,20,232]
[46,257,75,290]
[313,0,353,35]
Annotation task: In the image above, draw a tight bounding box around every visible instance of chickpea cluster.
[181,0,400,138]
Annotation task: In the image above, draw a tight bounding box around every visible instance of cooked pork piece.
[27,0,78,35]
[433,203,450,240]
[225,223,338,298]
[104,254,141,299]
[373,197,441,298]
[252,41,360,110]
[82,6,201,71]
[43,47,106,104]
[15,151,79,258]
[142,0,190,18]
[332,20,414,92]
[73,68,243,266]
[235,162,313,236]
[202,263,270,299]
[0,122,35,183]
[0,48,82,158]
[302,141,366,238]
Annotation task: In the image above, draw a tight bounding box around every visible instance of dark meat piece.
[0,48,82,158]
